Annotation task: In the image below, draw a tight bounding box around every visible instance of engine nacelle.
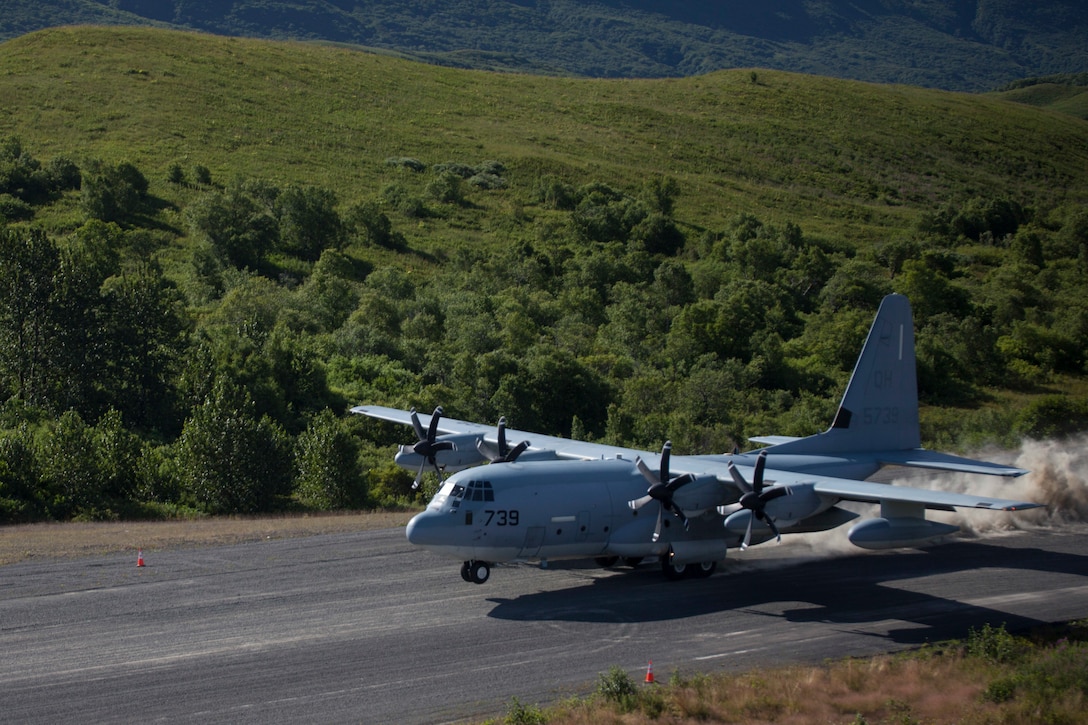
[847,517,960,550]
[668,539,729,565]
[763,483,823,523]
[394,433,488,472]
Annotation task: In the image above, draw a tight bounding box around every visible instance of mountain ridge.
[3,0,1087,91]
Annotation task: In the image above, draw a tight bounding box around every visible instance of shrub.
[385,157,425,172]
[966,622,1027,665]
[0,193,34,221]
[503,697,547,725]
[596,665,638,711]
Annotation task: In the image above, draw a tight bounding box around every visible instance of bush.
[0,193,34,221]
[425,171,464,204]
[503,697,547,725]
[385,157,425,172]
[1015,394,1088,439]
[966,622,1027,665]
[596,665,638,711]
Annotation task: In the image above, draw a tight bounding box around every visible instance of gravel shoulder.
[0,511,416,565]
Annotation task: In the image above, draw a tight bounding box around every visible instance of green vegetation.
[486,622,1088,724]
[1,27,1087,523]
[5,0,1088,91]
[993,74,1088,120]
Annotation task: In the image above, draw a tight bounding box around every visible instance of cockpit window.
[430,480,493,511]
[465,480,494,502]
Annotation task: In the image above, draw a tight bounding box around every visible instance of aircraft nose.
[405,509,443,546]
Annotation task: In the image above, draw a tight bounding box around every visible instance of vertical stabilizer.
[771,294,920,454]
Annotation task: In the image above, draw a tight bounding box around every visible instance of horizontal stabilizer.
[877,449,1028,478]
[748,435,801,446]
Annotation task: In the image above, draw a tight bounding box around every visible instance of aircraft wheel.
[595,556,619,568]
[460,561,473,583]
[468,560,491,584]
[661,558,687,581]
[690,561,717,579]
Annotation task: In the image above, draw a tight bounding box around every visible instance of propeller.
[409,407,453,489]
[628,441,695,542]
[476,417,530,463]
[726,450,789,549]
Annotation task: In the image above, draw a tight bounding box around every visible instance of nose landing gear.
[460,560,491,584]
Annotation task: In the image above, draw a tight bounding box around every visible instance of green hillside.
[1,27,1088,522]
[4,27,1087,247]
[993,74,1088,120]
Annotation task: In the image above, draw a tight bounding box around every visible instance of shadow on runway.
[486,538,1088,645]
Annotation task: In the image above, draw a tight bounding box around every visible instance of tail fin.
[771,294,921,454]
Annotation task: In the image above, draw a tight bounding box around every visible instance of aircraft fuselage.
[408,458,681,564]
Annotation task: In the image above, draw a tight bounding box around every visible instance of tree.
[295,409,365,510]
[0,227,61,408]
[98,262,190,432]
[81,159,149,223]
[346,200,403,250]
[176,378,291,514]
[186,189,279,270]
[276,185,344,261]
[38,410,102,520]
[0,427,41,522]
[641,175,680,216]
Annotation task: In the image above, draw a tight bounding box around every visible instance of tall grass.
[489,622,1088,724]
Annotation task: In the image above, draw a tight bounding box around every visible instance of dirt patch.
[0,511,417,566]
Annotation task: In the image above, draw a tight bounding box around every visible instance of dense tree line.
[1,138,1087,522]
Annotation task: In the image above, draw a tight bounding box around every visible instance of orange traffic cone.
[645,660,654,684]
[136,549,145,568]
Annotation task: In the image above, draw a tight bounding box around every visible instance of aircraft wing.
[807,476,1041,512]
[351,405,653,461]
[352,406,1041,513]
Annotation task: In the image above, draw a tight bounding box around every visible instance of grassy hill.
[992,74,1088,120]
[3,1,1088,91]
[4,26,1088,255]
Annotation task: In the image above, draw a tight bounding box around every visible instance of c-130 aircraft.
[353,294,1039,584]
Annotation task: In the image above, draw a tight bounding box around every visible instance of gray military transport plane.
[353,294,1040,584]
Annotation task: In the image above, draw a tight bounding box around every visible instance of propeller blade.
[652,507,664,542]
[763,486,789,503]
[668,501,691,531]
[667,472,695,492]
[496,417,507,457]
[503,440,530,463]
[753,450,767,494]
[628,494,655,510]
[730,450,784,548]
[635,457,658,487]
[766,516,782,543]
[409,408,426,442]
[412,459,426,490]
[659,441,672,483]
[427,406,443,442]
[727,461,752,494]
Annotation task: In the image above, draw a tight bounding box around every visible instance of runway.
[1,523,1085,723]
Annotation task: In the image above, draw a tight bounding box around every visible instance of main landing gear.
[461,560,491,584]
[661,558,717,581]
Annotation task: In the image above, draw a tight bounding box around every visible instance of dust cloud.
[723,435,1088,572]
[921,435,1088,533]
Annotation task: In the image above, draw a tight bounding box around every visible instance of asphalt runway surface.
[1,522,1086,724]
